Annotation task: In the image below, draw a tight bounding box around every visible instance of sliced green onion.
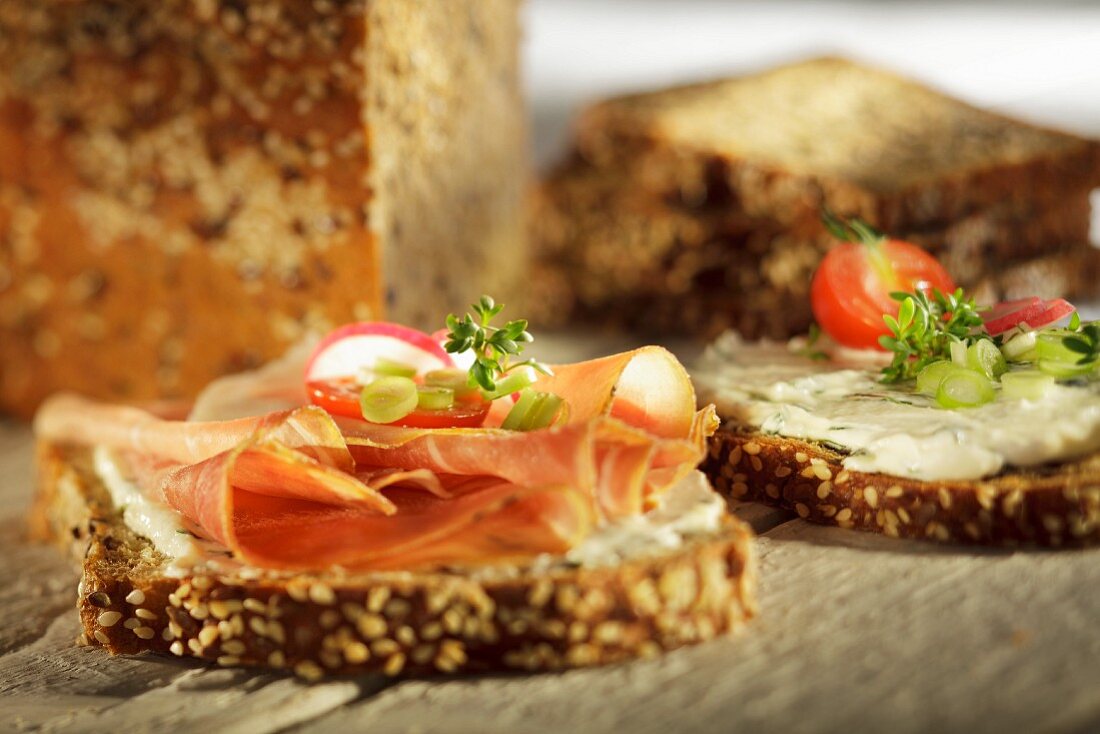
[915,360,962,396]
[501,389,567,431]
[423,368,478,398]
[501,389,542,430]
[1001,330,1038,362]
[1036,331,1094,378]
[1037,358,1093,379]
[480,366,538,401]
[523,393,565,430]
[371,358,418,378]
[359,376,418,423]
[967,339,1007,378]
[416,386,454,411]
[949,339,968,367]
[936,370,995,409]
[1000,370,1056,401]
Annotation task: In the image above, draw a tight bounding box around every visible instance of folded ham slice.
[35,346,716,571]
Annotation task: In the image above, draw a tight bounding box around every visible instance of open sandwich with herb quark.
[31,296,756,680]
[695,214,1100,548]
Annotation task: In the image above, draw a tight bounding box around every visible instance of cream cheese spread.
[692,332,1100,482]
[94,447,239,577]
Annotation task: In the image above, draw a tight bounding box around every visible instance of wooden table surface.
[3,332,1100,734]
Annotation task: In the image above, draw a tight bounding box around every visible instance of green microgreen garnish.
[1062,321,1100,367]
[1069,311,1082,330]
[879,288,986,383]
[443,295,552,393]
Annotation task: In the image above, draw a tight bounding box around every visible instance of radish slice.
[984,297,1076,336]
[306,323,454,382]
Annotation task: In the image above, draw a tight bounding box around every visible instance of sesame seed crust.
[703,428,1100,548]
[32,441,757,680]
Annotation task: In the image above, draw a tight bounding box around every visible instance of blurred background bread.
[529,58,1100,339]
[0,0,526,418]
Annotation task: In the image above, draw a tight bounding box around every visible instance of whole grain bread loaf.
[0,0,527,418]
[31,442,757,679]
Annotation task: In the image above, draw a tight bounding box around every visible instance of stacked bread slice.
[531,57,1100,339]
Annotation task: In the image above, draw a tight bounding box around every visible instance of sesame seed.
[885,485,903,498]
[267,620,286,644]
[243,598,266,614]
[750,456,763,472]
[728,446,743,466]
[743,441,761,455]
[765,483,780,499]
[835,508,853,523]
[731,482,749,497]
[371,638,400,656]
[309,583,337,605]
[218,620,235,640]
[383,598,411,618]
[421,622,443,641]
[198,626,219,647]
[217,655,241,667]
[133,627,155,640]
[97,611,122,627]
[295,661,324,681]
[268,651,286,668]
[864,487,878,508]
[816,481,832,499]
[170,641,185,656]
[383,652,407,676]
[795,452,809,463]
[344,642,370,664]
[191,576,212,590]
[835,470,851,485]
[319,610,340,629]
[93,630,110,645]
[411,644,435,665]
[221,640,246,656]
[593,622,625,645]
[169,621,183,638]
[898,507,911,524]
[125,590,146,605]
[357,613,387,640]
[395,626,416,646]
[367,587,390,612]
[135,609,157,620]
[287,584,309,602]
[162,627,174,642]
[813,464,832,481]
[188,639,203,655]
[249,617,267,637]
[795,503,810,518]
[123,618,140,630]
[799,466,817,479]
[774,466,792,478]
[190,604,210,621]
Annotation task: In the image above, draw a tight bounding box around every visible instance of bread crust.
[703,429,1100,548]
[33,442,757,679]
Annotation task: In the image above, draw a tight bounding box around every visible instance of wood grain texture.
[2,400,1099,732]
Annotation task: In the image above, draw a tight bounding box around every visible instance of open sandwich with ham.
[32,301,756,680]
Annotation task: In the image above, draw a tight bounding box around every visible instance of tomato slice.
[306,378,491,428]
[811,237,956,349]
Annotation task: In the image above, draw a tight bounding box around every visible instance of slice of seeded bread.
[702,430,1100,548]
[30,442,757,679]
[572,57,1100,231]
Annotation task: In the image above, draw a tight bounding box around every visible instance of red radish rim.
[305,322,455,381]
[984,297,1076,336]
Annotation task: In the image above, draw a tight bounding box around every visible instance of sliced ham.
[35,345,716,571]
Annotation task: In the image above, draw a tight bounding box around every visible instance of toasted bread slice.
[31,442,757,679]
[702,430,1100,548]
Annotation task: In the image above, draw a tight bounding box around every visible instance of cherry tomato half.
[811,237,955,349]
[306,378,491,428]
